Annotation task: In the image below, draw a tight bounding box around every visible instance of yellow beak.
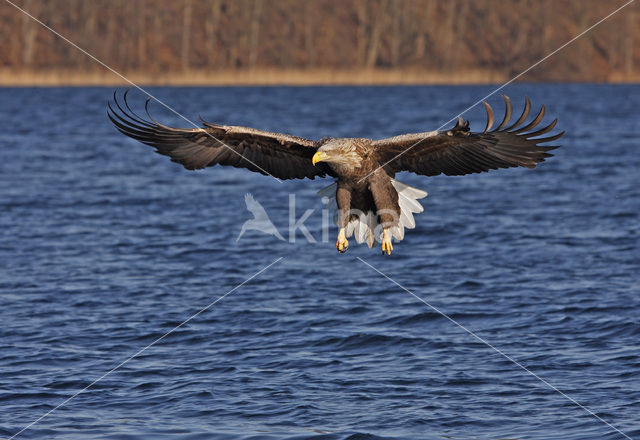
[312,151,330,166]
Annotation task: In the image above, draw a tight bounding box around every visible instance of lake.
[0,84,638,439]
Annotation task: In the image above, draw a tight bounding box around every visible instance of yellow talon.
[381,229,393,255]
[336,228,348,253]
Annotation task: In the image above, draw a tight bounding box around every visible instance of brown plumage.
[108,92,563,254]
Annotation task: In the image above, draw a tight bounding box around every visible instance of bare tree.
[137,0,146,70]
[248,0,263,69]
[441,0,457,71]
[21,0,36,67]
[626,5,636,75]
[356,0,368,66]
[303,1,316,67]
[182,0,192,70]
[205,0,222,68]
[577,1,594,79]
[390,0,401,67]
[366,0,387,68]
[152,8,163,72]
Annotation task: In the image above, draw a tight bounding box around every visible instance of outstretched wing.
[372,95,564,177]
[108,91,334,180]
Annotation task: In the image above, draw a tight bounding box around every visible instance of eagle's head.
[312,138,363,173]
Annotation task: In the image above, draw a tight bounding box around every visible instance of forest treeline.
[0,0,638,84]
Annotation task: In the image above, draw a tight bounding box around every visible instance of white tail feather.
[317,179,427,247]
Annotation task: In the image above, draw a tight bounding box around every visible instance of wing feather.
[506,96,531,130]
[495,94,513,131]
[372,96,563,177]
[108,91,334,180]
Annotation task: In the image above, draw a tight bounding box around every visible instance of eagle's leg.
[368,170,399,256]
[336,227,349,253]
[381,228,393,255]
[335,184,351,254]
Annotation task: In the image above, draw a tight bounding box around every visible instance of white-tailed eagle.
[108,92,563,254]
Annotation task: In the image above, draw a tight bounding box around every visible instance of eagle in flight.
[109,92,563,255]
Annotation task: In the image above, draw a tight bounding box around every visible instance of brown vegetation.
[0,0,638,85]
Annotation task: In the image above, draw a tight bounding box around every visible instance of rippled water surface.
[1,85,639,440]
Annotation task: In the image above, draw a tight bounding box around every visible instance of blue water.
[0,85,638,440]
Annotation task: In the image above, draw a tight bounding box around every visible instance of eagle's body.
[109,93,563,254]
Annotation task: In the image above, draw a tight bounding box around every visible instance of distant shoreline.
[2,68,639,87]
